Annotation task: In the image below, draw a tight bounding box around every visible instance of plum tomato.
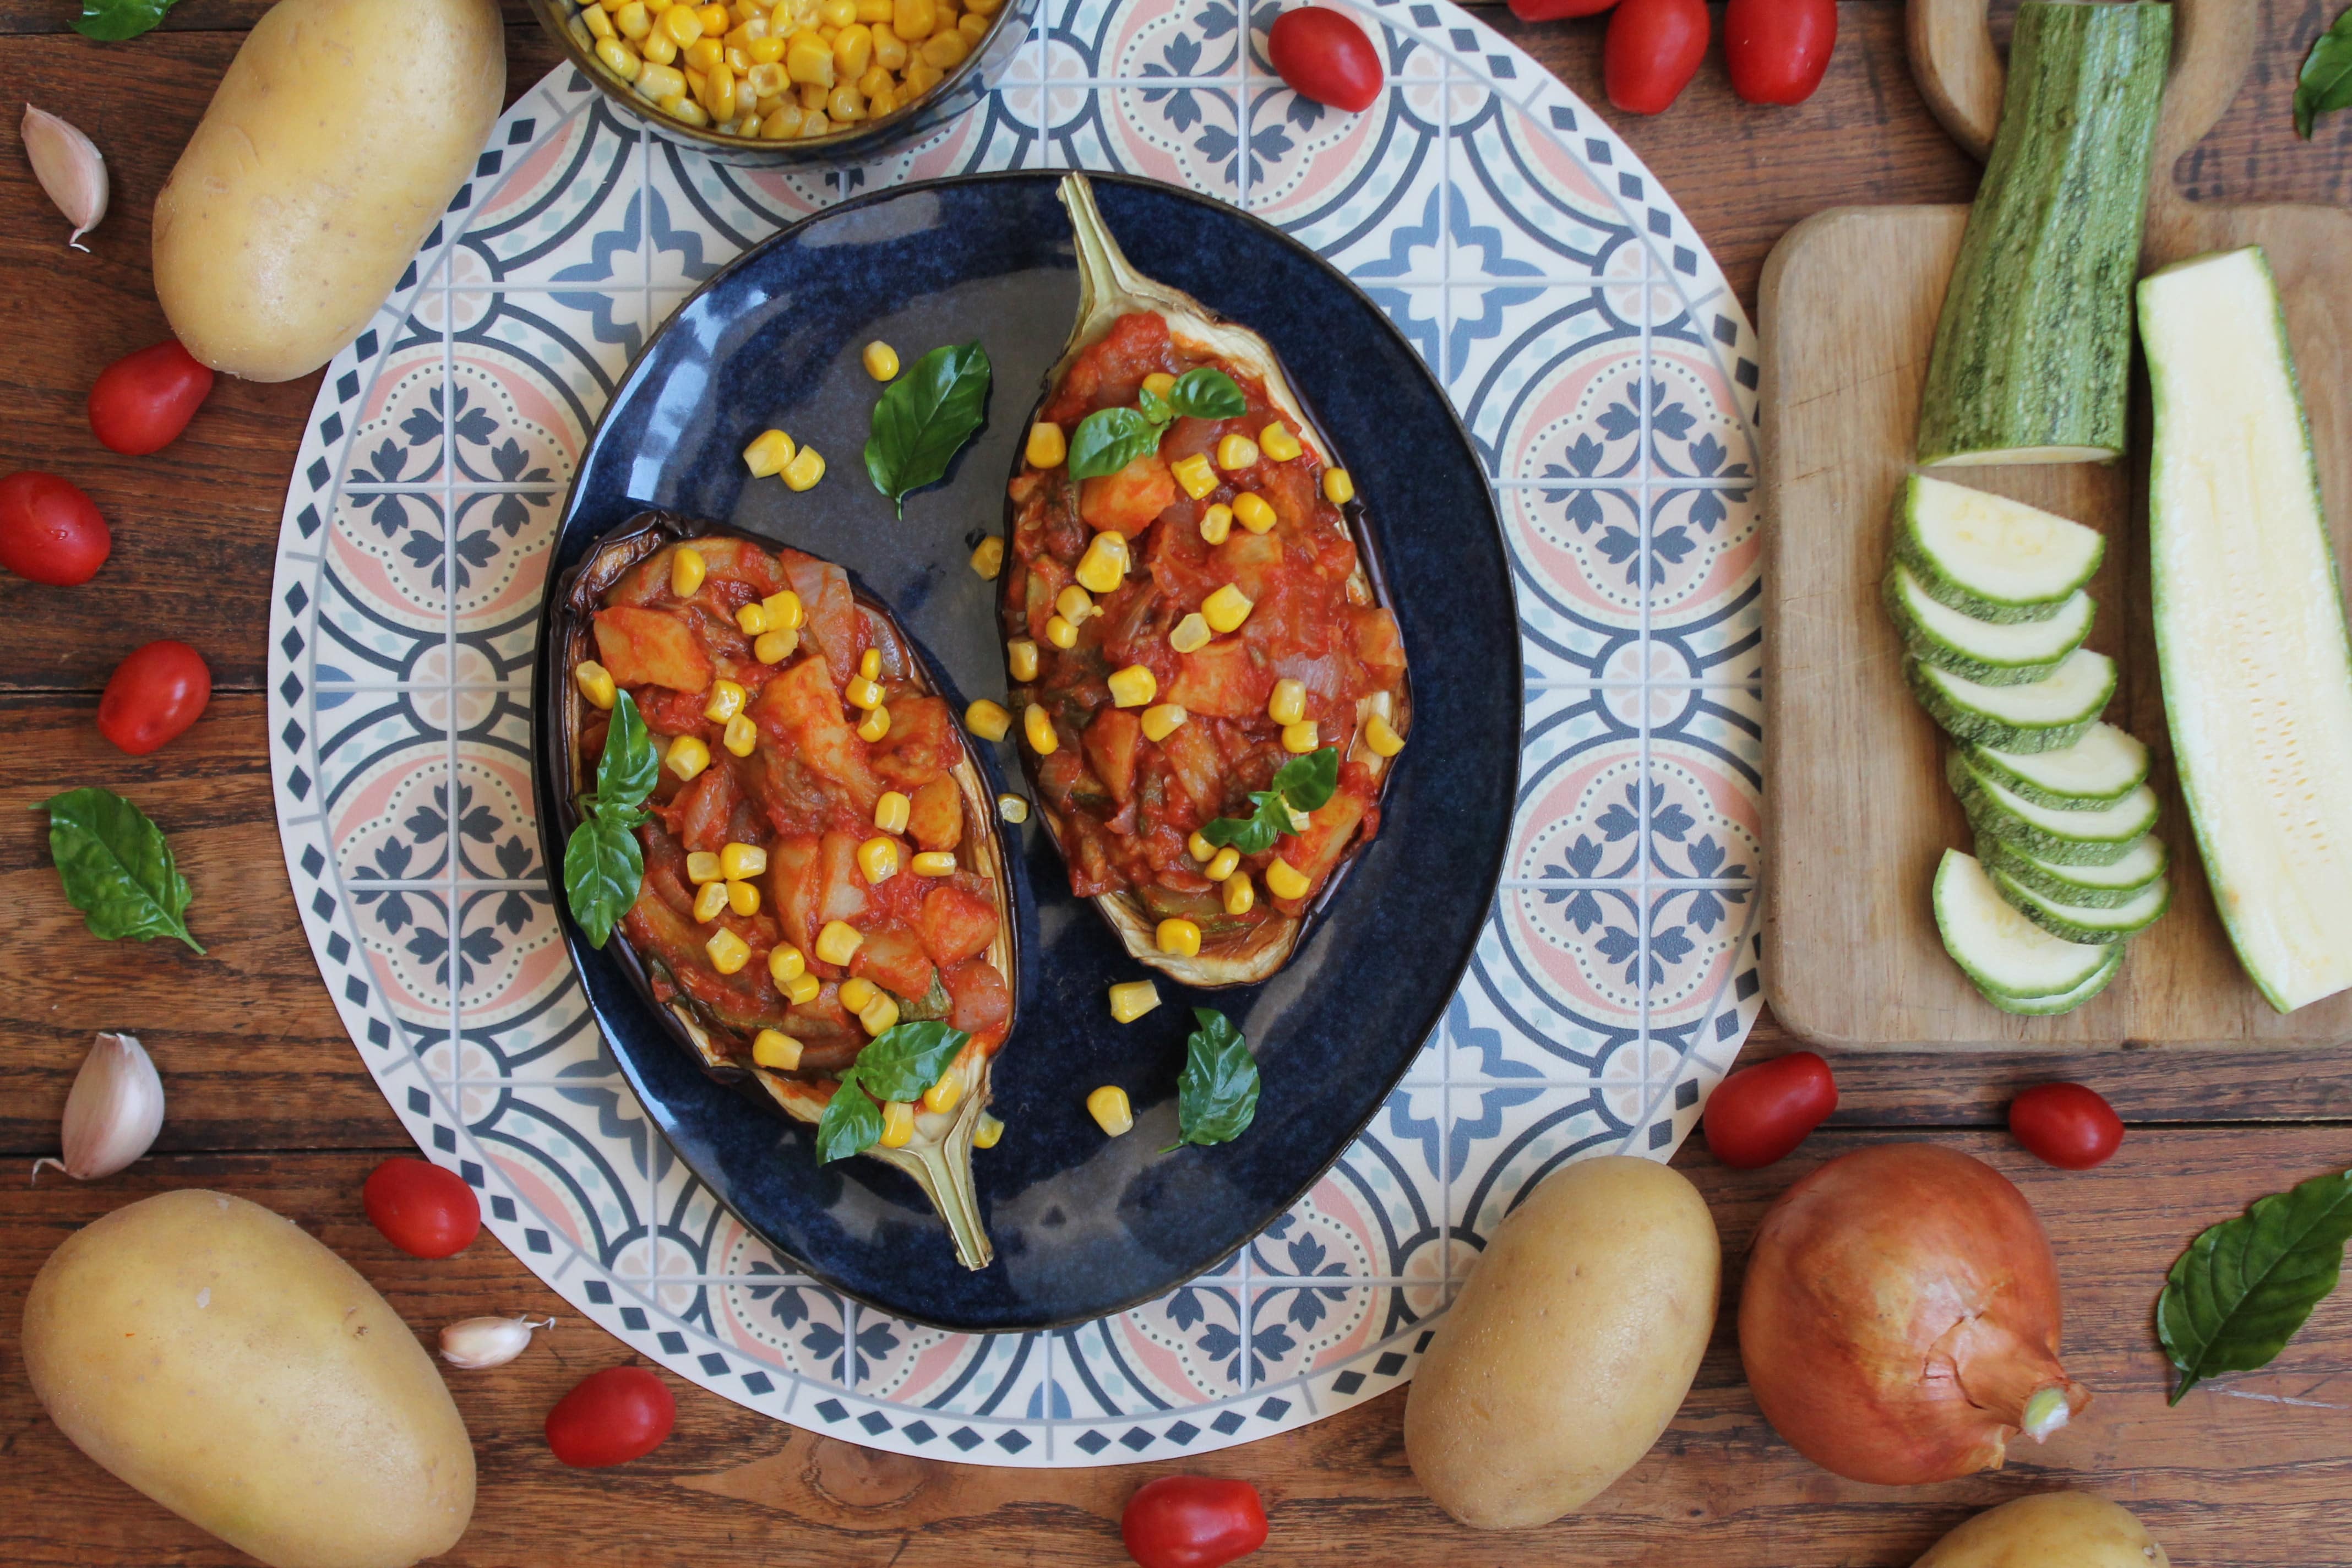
[96,640,213,756]
[1702,1051,1837,1169]
[546,1366,678,1468]
[1603,0,1709,116]
[1266,7,1382,113]
[2008,1082,2124,1170]
[0,471,111,586]
[89,340,216,457]
[1506,0,1617,18]
[1724,0,1837,106]
[1121,1476,1268,1568]
[361,1156,482,1259]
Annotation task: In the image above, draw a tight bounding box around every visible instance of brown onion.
[1737,1142,2087,1485]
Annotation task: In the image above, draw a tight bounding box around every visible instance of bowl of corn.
[534,0,1032,160]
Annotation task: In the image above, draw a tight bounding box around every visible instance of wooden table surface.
[5,3,2351,1564]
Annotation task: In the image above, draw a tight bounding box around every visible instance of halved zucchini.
[1964,722,2149,810]
[1907,648,2115,753]
[1892,474,2105,623]
[1949,748,2157,865]
[1884,560,2092,685]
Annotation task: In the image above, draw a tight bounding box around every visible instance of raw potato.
[20,1189,475,1568]
[1403,1156,1720,1529]
[153,0,503,381]
[1914,1491,2170,1567]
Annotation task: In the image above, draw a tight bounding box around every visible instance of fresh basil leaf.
[1167,367,1247,421]
[851,1020,972,1102]
[864,341,993,515]
[1199,792,1284,856]
[1068,406,1160,482]
[815,1070,883,1163]
[1272,747,1340,813]
[563,812,644,950]
[1169,1008,1260,1149]
[2296,6,2352,139]
[37,787,202,952]
[73,0,179,41]
[595,690,660,813]
[1139,385,1175,426]
[2158,1167,2352,1402]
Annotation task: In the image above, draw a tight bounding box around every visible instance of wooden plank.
[4,1130,2349,1565]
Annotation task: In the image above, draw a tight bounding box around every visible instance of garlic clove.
[34,1031,164,1183]
[21,106,108,252]
[439,1314,556,1369]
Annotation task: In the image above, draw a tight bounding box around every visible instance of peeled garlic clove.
[34,1031,165,1182]
[439,1315,555,1369]
[21,106,108,252]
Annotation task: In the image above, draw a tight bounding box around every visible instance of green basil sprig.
[73,0,181,40]
[563,690,659,949]
[2157,1166,2352,1402]
[865,341,993,516]
[1066,367,1248,482]
[1199,746,1338,856]
[2297,6,2352,139]
[813,1020,971,1162]
[37,787,202,952]
[1164,1009,1260,1151]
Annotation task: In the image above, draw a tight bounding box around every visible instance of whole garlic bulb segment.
[439,1315,555,1369]
[34,1032,164,1182]
[21,106,108,251]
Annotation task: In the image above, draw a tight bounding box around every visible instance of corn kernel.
[1106,665,1156,709]
[1204,845,1239,881]
[754,628,798,663]
[742,427,796,478]
[840,976,877,1012]
[859,993,900,1036]
[872,24,907,67]
[1265,858,1311,900]
[1169,451,1217,500]
[827,81,866,121]
[750,33,785,61]
[726,878,761,916]
[1157,917,1202,958]
[1140,703,1188,742]
[687,850,724,885]
[970,536,1005,580]
[786,28,834,82]
[972,1111,1005,1148]
[856,704,891,743]
[698,2,729,27]
[1233,491,1277,534]
[1055,584,1094,623]
[874,790,911,834]
[769,944,807,986]
[706,927,753,974]
[1223,871,1255,915]
[717,841,767,880]
[758,589,802,630]
[641,31,680,66]
[997,792,1030,824]
[722,712,759,756]
[783,445,826,490]
[858,835,900,884]
[816,920,863,965]
[856,0,889,17]
[786,970,821,1004]
[666,734,711,781]
[746,58,783,94]
[1140,372,1177,398]
[1365,713,1405,758]
[1268,678,1307,726]
[703,61,738,118]
[1201,584,1253,634]
[1026,422,1066,468]
[574,660,618,710]
[1259,421,1304,462]
[617,0,652,32]
[959,10,987,40]
[669,546,708,597]
[911,850,957,876]
[922,1068,961,1113]
[1075,531,1128,594]
[835,19,874,75]
[890,0,932,39]
[1168,612,1212,654]
[737,603,772,638]
[1006,637,1039,682]
[1044,613,1079,650]
[701,678,747,722]
[919,28,966,66]
[662,3,705,41]
[1323,467,1355,505]
[597,35,643,78]
[1087,1084,1135,1135]
[758,102,803,137]
[1188,830,1216,863]
[690,879,729,922]
[879,1099,916,1146]
[866,79,899,115]
[1215,432,1260,471]
[1198,503,1233,545]
[845,674,884,711]
[963,0,999,13]
[752,1028,803,1069]
[855,646,881,682]
[967,699,1011,741]
[1282,720,1320,754]
[799,107,831,134]
[1023,702,1058,755]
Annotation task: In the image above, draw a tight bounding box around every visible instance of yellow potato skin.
[1914,1493,2171,1568]
[1403,1155,1719,1530]
[153,0,504,382]
[20,1189,474,1568]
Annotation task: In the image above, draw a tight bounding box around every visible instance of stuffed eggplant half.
[552,512,1016,1271]
[999,174,1411,987]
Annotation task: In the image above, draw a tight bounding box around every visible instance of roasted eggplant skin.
[545,509,1020,1270]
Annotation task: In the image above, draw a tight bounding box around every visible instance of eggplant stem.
[2020,1384,2073,1442]
[867,1086,995,1271]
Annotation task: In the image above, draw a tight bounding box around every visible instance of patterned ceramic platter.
[266,0,1763,1465]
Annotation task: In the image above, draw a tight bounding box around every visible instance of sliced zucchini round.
[1978,831,2169,908]
[1965,722,2150,809]
[1990,864,2173,944]
[1883,562,2093,685]
[1893,475,2106,623]
[1933,849,2120,1000]
[1987,945,2127,1015]
[1906,648,2115,753]
[1950,749,2159,864]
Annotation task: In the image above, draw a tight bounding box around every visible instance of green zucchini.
[1883,562,2091,685]
[1914,0,2172,465]
[1907,649,2114,753]
[1964,723,2148,810]
[1989,863,2172,944]
[1932,850,2120,1010]
[1950,748,2157,865]
[2142,246,2352,1013]
[1892,475,2106,623]
[1978,831,2169,909]
[1992,945,2127,1016]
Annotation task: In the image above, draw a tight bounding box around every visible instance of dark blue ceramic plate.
[536,172,1518,1331]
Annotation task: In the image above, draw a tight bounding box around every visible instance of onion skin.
[1737,1143,2087,1485]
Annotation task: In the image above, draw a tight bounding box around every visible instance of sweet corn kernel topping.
[966,699,1011,742]
[1086,1084,1134,1137]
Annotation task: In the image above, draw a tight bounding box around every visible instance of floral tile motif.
[1646,883,1754,1032]
[1650,482,1761,685]
[865,1325,1053,1418]
[466,1079,654,1273]
[1245,85,1443,275]
[1060,1285,1244,1412]
[1249,1283,1409,1389]
[1452,95,1637,282]
[1648,690,1762,883]
[458,99,646,288]
[1056,0,1242,81]
[1510,691,1644,885]
[454,970,613,1081]
[1445,1082,1617,1250]
[1504,481,1642,658]
[451,487,559,683]
[317,695,449,886]
[714,1275,857,1389]
[1483,325,1648,488]
[453,702,543,883]
[322,492,448,680]
[450,293,632,488]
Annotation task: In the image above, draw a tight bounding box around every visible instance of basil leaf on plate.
[73,0,181,41]
[1068,406,1159,481]
[864,340,993,515]
[564,690,658,947]
[2157,1166,2352,1402]
[851,1020,971,1102]
[2296,6,2352,139]
[37,786,202,952]
[1270,746,1340,813]
[1167,366,1247,420]
[1168,1008,1260,1150]
[815,1071,883,1163]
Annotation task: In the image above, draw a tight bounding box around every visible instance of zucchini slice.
[1989,863,2172,944]
[2142,247,2352,1013]
[1964,723,2149,810]
[1884,562,2091,685]
[1991,946,2127,1017]
[1950,749,2157,865]
[1907,649,2114,753]
[1978,831,2169,909]
[1892,475,2106,623]
[1933,850,2120,1006]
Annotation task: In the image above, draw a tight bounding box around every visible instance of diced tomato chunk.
[916,882,999,966]
[813,830,870,930]
[941,959,1010,1038]
[1168,638,1270,720]
[764,834,822,954]
[908,774,962,852]
[1084,705,1142,805]
[851,925,937,1000]
[661,762,740,852]
[749,656,881,811]
[1080,453,1178,535]
[869,695,961,792]
[1353,607,1406,673]
[594,606,714,692]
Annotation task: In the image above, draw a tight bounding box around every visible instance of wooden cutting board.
[1758,0,2352,1050]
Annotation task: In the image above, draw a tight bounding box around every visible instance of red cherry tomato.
[1122,1476,1267,1568]
[1702,1052,1838,1169]
[89,340,216,456]
[1507,0,1617,19]
[362,1156,482,1259]
[1266,7,1383,113]
[546,1366,678,1468]
[96,640,213,756]
[0,472,111,586]
[2008,1082,2124,1170]
[1603,0,1709,116]
[1724,0,1837,106]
